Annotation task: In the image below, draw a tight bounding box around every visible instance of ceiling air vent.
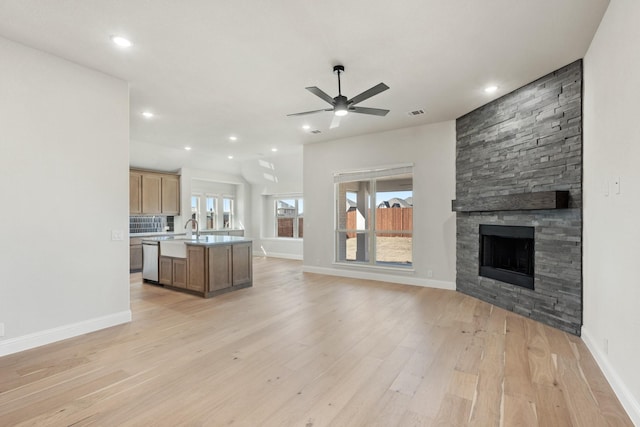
[407,109,425,117]
[310,130,322,134]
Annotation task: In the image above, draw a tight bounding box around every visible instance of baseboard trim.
[0,310,132,357]
[253,251,303,261]
[582,327,640,425]
[302,265,455,290]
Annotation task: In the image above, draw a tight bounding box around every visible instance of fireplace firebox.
[479,225,534,289]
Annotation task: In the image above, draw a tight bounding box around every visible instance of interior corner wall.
[242,153,304,260]
[583,0,640,423]
[302,121,456,288]
[0,37,131,356]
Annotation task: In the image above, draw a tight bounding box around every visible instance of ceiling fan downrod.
[333,65,345,97]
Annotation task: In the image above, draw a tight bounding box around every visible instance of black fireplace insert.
[479,225,534,289]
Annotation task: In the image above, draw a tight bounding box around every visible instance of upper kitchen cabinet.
[161,175,180,215]
[130,169,181,215]
[142,173,162,214]
[129,172,142,214]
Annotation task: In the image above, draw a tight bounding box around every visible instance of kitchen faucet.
[184,218,200,238]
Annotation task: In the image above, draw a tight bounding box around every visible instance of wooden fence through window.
[346,207,413,238]
[276,218,303,238]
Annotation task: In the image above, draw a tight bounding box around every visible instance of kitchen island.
[142,235,252,298]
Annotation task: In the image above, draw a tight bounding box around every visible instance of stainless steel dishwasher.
[142,241,159,283]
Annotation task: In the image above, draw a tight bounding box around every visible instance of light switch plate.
[613,177,621,195]
[111,230,124,241]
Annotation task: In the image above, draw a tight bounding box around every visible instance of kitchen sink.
[160,240,187,258]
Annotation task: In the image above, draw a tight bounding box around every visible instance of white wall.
[0,37,130,356]
[242,152,304,259]
[302,121,456,288]
[583,0,640,423]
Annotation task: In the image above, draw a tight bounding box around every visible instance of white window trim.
[333,165,413,268]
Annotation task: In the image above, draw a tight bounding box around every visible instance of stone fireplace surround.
[454,60,582,335]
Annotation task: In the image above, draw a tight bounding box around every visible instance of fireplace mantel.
[451,190,569,213]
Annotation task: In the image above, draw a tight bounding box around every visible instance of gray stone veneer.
[455,60,582,335]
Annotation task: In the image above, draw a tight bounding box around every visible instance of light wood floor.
[0,257,632,426]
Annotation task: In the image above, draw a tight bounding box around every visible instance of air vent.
[310,130,322,134]
[407,109,425,117]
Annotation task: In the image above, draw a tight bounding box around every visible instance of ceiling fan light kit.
[287,65,390,128]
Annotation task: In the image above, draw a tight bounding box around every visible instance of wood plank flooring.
[0,257,632,426]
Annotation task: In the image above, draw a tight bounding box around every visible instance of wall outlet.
[0,322,4,337]
[111,230,124,241]
[427,270,433,278]
[603,338,609,355]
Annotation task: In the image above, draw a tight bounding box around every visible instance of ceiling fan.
[287,65,390,129]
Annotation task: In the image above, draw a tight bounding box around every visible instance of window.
[191,194,229,230]
[275,198,303,238]
[335,165,413,267]
[223,197,234,228]
[190,195,200,227]
[205,197,217,230]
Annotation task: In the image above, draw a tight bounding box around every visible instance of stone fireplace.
[454,60,583,335]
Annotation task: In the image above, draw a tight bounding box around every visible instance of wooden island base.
[156,240,252,298]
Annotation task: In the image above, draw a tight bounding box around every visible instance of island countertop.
[142,235,252,246]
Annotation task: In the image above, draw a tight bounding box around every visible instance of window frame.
[274,197,303,239]
[334,165,413,268]
[222,196,235,229]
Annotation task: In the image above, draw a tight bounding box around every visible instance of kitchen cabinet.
[141,174,162,214]
[173,239,253,297]
[159,256,173,285]
[208,245,232,292]
[232,242,252,287]
[187,246,206,292]
[161,175,180,215]
[130,237,143,272]
[172,258,187,288]
[129,172,142,214]
[159,256,187,288]
[130,169,181,215]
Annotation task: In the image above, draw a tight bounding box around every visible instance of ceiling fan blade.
[348,83,389,106]
[286,108,332,117]
[330,114,342,129]
[305,87,335,106]
[350,106,390,116]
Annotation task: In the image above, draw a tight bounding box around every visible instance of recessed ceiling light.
[184,146,192,151]
[111,35,132,48]
[229,136,238,141]
[142,111,154,118]
[227,155,234,159]
[484,85,498,94]
[302,124,310,130]
[271,148,278,152]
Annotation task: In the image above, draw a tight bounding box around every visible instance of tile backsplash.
[130,216,174,234]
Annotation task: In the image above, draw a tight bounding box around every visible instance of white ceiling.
[0,0,609,171]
